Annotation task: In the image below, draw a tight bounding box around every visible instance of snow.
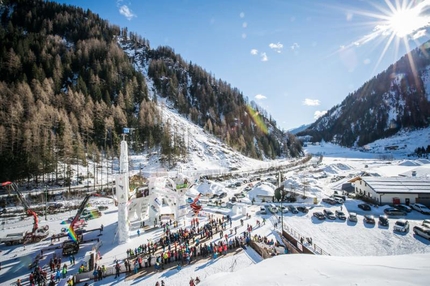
[204,253,430,286]
[195,181,225,196]
[1,113,430,285]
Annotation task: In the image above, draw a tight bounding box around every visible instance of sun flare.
[387,1,430,39]
[336,0,430,75]
[389,7,421,38]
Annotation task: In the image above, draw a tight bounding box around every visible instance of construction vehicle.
[62,193,116,256]
[0,181,50,245]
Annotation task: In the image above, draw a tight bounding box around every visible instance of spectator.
[114,262,121,279]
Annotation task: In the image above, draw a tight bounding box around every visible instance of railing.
[281,224,330,256]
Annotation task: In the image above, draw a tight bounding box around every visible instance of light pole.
[278,171,284,234]
[45,186,48,221]
[93,160,96,191]
[275,185,284,230]
[280,187,284,234]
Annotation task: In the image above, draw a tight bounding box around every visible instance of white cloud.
[412,29,427,39]
[314,110,327,119]
[260,52,268,62]
[363,58,371,65]
[118,2,136,20]
[240,12,245,18]
[291,43,300,50]
[250,49,258,55]
[242,33,247,39]
[269,42,283,53]
[255,94,267,100]
[303,98,320,106]
[242,22,248,28]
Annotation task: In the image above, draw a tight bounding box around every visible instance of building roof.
[361,177,430,194]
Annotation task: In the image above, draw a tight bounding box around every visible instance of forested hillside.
[0,0,302,182]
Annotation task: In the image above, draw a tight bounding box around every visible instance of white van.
[259,206,267,214]
[269,204,278,214]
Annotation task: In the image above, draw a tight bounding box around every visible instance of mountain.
[0,0,302,182]
[289,124,311,135]
[297,41,430,147]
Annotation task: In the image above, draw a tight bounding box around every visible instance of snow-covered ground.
[2,150,430,285]
[1,108,430,285]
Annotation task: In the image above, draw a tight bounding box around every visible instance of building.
[353,177,430,206]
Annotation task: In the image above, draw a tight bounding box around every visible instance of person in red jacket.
[29,272,34,285]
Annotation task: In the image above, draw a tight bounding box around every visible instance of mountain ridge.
[297,41,430,147]
[0,0,302,182]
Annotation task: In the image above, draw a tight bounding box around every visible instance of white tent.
[248,182,275,202]
[196,180,226,196]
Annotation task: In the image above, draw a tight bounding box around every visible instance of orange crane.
[0,181,49,245]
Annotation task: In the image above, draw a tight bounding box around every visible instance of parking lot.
[267,199,430,256]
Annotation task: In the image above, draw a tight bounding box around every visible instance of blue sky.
[52,0,430,130]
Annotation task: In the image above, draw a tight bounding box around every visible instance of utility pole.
[278,171,284,234]
[93,161,96,191]
[86,153,89,193]
[45,186,48,221]
[139,162,142,177]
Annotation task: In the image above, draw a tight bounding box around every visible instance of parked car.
[410,203,430,214]
[332,197,344,204]
[394,204,412,213]
[363,214,375,224]
[219,192,228,199]
[313,212,326,220]
[358,203,371,211]
[422,219,430,228]
[413,225,430,240]
[323,209,336,220]
[259,206,267,214]
[378,215,389,226]
[335,210,346,220]
[97,205,108,211]
[393,219,410,233]
[322,198,337,205]
[288,205,299,214]
[279,206,289,213]
[333,193,346,201]
[384,207,407,216]
[297,206,309,213]
[230,196,237,203]
[268,204,278,214]
[234,192,245,198]
[348,212,358,222]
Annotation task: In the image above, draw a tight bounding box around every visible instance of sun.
[388,10,417,38]
[335,0,430,75]
[387,2,429,38]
